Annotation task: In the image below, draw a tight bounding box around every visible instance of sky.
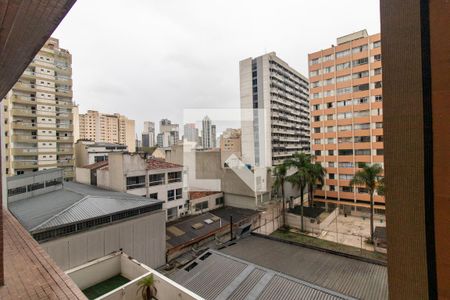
[53,0,380,136]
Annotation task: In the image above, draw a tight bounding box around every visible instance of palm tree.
[350,163,384,243]
[286,152,312,232]
[307,162,326,207]
[273,163,288,227]
[137,274,158,300]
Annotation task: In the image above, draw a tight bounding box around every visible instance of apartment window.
[315,150,321,156]
[195,201,209,211]
[310,58,321,65]
[328,150,334,156]
[374,81,382,89]
[324,90,335,97]
[324,78,335,85]
[376,136,384,142]
[327,114,334,120]
[339,162,354,168]
[354,123,371,130]
[326,126,335,132]
[168,171,182,183]
[338,149,353,155]
[376,122,383,129]
[45,179,62,188]
[376,149,384,155]
[314,116,320,122]
[352,44,368,53]
[329,185,335,191]
[312,93,322,99]
[338,125,352,132]
[336,75,351,83]
[373,41,381,48]
[336,87,352,95]
[149,193,158,199]
[323,66,335,74]
[328,162,335,167]
[168,190,175,201]
[337,112,352,120]
[374,68,382,75]
[311,81,321,88]
[313,104,320,111]
[354,136,371,143]
[354,97,369,105]
[336,49,350,58]
[176,188,183,199]
[340,186,354,192]
[215,197,224,206]
[354,110,370,118]
[339,174,354,180]
[336,62,350,70]
[353,71,369,79]
[355,149,371,155]
[358,187,369,193]
[314,139,321,144]
[149,173,165,186]
[352,57,369,67]
[338,137,352,143]
[353,83,370,92]
[329,173,335,179]
[337,99,352,107]
[375,95,383,102]
[373,54,382,61]
[314,127,321,133]
[310,70,320,77]
[126,176,145,190]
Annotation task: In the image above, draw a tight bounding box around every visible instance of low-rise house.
[88,152,188,221]
[188,191,224,215]
[7,169,167,271]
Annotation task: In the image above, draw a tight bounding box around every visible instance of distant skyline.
[53,0,380,134]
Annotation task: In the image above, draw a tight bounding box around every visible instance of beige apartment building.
[220,128,242,167]
[308,30,384,212]
[79,110,136,151]
[1,37,75,179]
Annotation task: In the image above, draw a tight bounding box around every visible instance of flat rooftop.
[219,235,388,300]
[166,207,258,249]
[170,250,353,300]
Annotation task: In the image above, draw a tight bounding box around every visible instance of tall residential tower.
[240,52,310,167]
[79,110,136,151]
[308,30,384,211]
[1,37,75,179]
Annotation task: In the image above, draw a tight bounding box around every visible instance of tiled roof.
[147,158,182,170]
[189,191,222,200]
[81,160,109,170]
[0,210,86,299]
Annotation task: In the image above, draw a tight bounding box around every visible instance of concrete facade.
[79,110,136,152]
[240,52,310,167]
[74,140,128,167]
[1,37,76,179]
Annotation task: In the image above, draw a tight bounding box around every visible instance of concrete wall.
[75,167,91,185]
[286,208,338,232]
[41,211,166,271]
[190,192,224,215]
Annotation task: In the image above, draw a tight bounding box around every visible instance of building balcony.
[66,251,201,300]
[13,82,36,92]
[12,94,36,105]
[57,159,74,167]
[55,89,73,97]
[56,136,74,143]
[11,108,37,117]
[12,160,39,169]
[57,148,74,155]
[11,122,38,130]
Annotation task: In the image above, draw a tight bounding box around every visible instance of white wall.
[75,167,91,185]
[41,211,166,271]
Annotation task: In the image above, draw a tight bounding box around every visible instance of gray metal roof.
[9,181,162,232]
[220,236,388,300]
[170,250,354,300]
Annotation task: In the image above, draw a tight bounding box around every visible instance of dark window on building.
[328,150,334,155]
[329,185,335,191]
[195,201,209,211]
[329,173,335,179]
[149,173,165,186]
[338,149,353,155]
[149,193,158,199]
[168,171,182,183]
[355,149,371,156]
[216,197,224,206]
[176,188,183,199]
[376,149,384,155]
[28,182,44,191]
[8,186,27,197]
[168,190,175,201]
[46,178,62,187]
[315,150,321,156]
[126,176,145,190]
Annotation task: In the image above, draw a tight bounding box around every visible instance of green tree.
[286,152,312,232]
[137,274,158,300]
[307,162,326,207]
[350,163,384,243]
[273,163,288,227]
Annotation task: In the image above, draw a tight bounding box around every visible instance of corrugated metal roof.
[9,181,162,232]
[220,236,388,300]
[170,250,354,300]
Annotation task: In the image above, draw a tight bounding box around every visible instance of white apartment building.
[158,118,179,147]
[92,152,188,221]
[183,123,199,144]
[201,116,215,149]
[142,121,155,147]
[78,110,136,151]
[240,52,310,167]
[1,37,75,179]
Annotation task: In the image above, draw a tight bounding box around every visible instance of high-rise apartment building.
[1,37,75,179]
[201,116,214,149]
[157,118,179,147]
[79,110,136,151]
[308,30,384,211]
[183,123,199,144]
[142,121,155,148]
[240,52,310,167]
[211,124,217,148]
